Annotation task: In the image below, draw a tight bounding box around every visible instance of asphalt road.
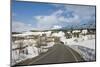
[14,43,84,66]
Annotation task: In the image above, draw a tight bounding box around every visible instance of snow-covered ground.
[12,45,39,65]
[68,45,95,61]
[62,35,96,61]
[50,31,96,61]
[65,38,95,49]
[12,31,96,65]
[60,35,95,49]
[12,34,55,65]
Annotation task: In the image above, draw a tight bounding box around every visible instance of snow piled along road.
[59,34,96,61]
[65,38,95,61]
[60,35,95,50]
[65,38,95,49]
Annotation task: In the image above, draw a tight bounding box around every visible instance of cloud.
[12,4,95,32]
[64,5,95,19]
[12,21,33,32]
[52,25,62,29]
[34,15,58,30]
[52,4,95,22]
[33,9,80,30]
[52,9,63,16]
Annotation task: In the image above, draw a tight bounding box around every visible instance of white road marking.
[29,44,78,64]
[66,46,78,62]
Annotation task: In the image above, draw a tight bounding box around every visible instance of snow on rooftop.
[72,30,81,33]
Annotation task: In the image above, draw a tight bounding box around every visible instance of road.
[14,43,84,66]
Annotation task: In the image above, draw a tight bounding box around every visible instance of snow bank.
[64,35,95,49]
[12,39,39,66]
[12,46,39,65]
[63,35,96,61]
[47,42,55,48]
[12,38,55,65]
[65,39,95,49]
[60,34,96,61]
[68,45,95,61]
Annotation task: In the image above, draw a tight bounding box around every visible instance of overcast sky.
[12,0,96,32]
